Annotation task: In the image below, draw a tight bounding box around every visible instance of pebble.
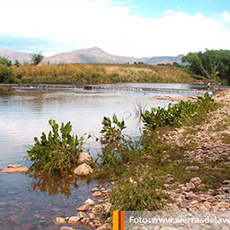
[55,217,66,224]
[185,166,199,171]
[222,180,230,184]
[60,227,75,230]
[77,211,87,219]
[84,198,95,206]
[68,216,80,225]
[92,191,102,198]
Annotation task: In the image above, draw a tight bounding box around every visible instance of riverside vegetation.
[95,92,220,211]
[0,62,194,85]
[26,119,86,174]
[26,91,227,213]
[1,49,230,85]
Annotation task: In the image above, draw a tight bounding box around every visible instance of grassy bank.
[3,63,193,84]
[0,85,13,95]
[94,91,229,211]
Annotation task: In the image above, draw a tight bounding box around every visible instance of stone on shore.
[60,227,75,230]
[185,166,199,172]
[92,191,102,198]
[68,216,80,225]
[74,163,93,176]
[84,198,96,206]
[77,204,89,212]
[77,152,93,165]
[190,177,202,185]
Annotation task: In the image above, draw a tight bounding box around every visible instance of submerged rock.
[0,166,29,173]
[55,217,66,224]
[74,163,93,176]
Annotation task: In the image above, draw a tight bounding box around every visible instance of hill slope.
[0,47,183,65]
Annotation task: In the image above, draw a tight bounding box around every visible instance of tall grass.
[10,63,193,85]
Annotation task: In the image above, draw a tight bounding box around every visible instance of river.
[0,83,209,229]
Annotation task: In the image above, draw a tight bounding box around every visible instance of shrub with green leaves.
[96,114,132,177]
[27,119,84,174]
[141,92,215,131]
[100,114,128,144]
[0,65,13,83]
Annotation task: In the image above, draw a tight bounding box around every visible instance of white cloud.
[163,9,175,17]
[0,0,230,57]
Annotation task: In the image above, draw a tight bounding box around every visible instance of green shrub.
[100,114,129,144]
[96,114,132,178]
[141,92,215,131]
[27,119,84,174]
[0,66,13,83]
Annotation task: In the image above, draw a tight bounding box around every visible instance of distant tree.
[182,49,230,84]
[14,59,20,67]
[0,56,11,66]
[173,62,181,67]
[30,51,44,65]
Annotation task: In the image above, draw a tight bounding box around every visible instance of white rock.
[84,198,95,206]
[92,191,102,198]
[77,204,89,212]
[186,182,195,191]
[222,180,230,184]
[68,216,80,224]
[60,227,75,230]
[77,152,93,164]
[218,203,230,208]
[77,212,87,219]
[74,163,93,176]
[103,202,112,213]
[190,177,202,185]
[185,166,199,171]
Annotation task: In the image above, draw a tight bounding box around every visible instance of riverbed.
[0,83,209,229]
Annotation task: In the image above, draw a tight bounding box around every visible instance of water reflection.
[27,171,91,198]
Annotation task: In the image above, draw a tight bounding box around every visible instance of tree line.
[182,49,230,85]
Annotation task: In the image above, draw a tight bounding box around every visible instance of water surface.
[0,84,208,229]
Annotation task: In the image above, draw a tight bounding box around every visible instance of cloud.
[0,0,230,57]
[163,9,175,17]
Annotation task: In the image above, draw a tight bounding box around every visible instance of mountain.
[146,54,184,65]
[0,47,183,65]
[0,49,31,63]
[43,47,140,64]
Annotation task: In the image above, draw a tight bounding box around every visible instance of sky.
[0,0,230,57]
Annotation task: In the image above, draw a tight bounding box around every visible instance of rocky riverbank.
[55,89,230,230]
[162,89,230,211]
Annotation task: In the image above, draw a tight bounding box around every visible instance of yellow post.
[113,211,119,230]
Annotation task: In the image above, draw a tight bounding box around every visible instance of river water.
[0,83,208,229]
